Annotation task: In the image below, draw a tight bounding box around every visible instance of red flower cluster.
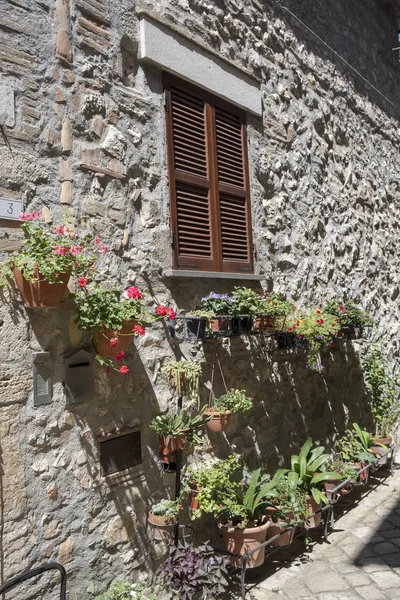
[118,366,129,374]
[114,351,124,361]
[78,276,88,288]
[110,337,119,348]
[18,211,41,221]
[126,286,142,300]
[133,324,146,335]
[316,318,324,325]
[157,305,176,320]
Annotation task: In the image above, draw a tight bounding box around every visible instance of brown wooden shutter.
[165,74,253,273]
[214,104,253,273]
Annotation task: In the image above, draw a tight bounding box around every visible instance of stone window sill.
[163,269,264,281]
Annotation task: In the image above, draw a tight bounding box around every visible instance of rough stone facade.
[0,0,400,597]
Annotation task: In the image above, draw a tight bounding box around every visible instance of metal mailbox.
[33,352,52,406]
[64,350,93,405]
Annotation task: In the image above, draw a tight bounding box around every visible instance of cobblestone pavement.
[247,467,400,600]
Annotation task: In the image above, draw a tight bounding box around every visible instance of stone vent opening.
[99,429,142,476]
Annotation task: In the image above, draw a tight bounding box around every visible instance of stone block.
[47,128,58,146]
[55,87,66,103]
[59,157,73,181]
[58,537,74,564]
[80,146,100,164]
[61,116,72,151]
[62,69,74,84]
[90,115,104,139]
[103,516,129,548]
[83,200,105,216]
[56,30,72,64]
[56,0,70,31]
[101,125,126,160]
[60,181,73,204]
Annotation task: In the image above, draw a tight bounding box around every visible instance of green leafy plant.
[200,293,236,315]
[286,309,338,372]
[213,388,253,413]
[182,456,242,520]
[362,344,400,437]
[150,499,180,522]
[149,409,210,444]
[267,469,308,525]
[334,429,364,463]
[0,212,101,287]
[159,542,230,600]
[285,439,341,505]
[95,580,158,600]
[257,292,294,317]
[162,360,202,401]
[327,459,358,482]
[324,299,372,327]
[231,286,261,316]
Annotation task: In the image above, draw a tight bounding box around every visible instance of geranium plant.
[286,309,338,371]
[258,292,294,317]
[73,282,146,373]
[324,298,372,327]
[0,212,103,287]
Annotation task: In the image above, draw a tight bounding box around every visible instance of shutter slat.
[219,194,249,261]
[176,183,211,258]
[171,86,207,179]
[215,106,244,189]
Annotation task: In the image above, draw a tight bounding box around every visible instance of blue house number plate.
[0,197,23,221]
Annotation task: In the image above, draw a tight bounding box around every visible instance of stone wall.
[0,0,400,597]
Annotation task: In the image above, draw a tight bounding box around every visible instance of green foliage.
[95,580,158,600]
[258,292,294,317]
[324,298,372,327]
[162,360,202,401]
[286,310,338,372]
[151,499,180,521]
[334,424,383,464]
[362,344,400,437]
[149,408,210,444]
[230,286,261,316]
[267,469,308,525]
[182,456,242,520]
[200,292,236,315]
[1,215,99,286]
[213,388,253,413]
[74,283,145,333]
[327,459,358,482]
[287,438,341,505]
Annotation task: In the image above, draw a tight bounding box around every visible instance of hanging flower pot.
[266,507,295,547]
[210,315,232,333]
[204,408,232,432]
[13,268,71,308]
[218,520,271,568]
[231,315,253,335]
[91,320,137,357]
[148,500,179,542]
[253,315,276,333]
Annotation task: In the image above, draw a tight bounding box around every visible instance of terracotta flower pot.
[204,408,232,432]
[13,268,70,308]
[211,315,231,332]
[304,496,322,529]
[324,479,341,500]
[266,507,295,547]
[373,436,392,446]
[158,432,187,465]
[91,320,137,357]
[189,483,201,512]
[148,511,177,541]
[219,520,270,568]
[253,315,276,333]
[347,461,369,483]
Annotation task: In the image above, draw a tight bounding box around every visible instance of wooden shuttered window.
[164,74,253,273]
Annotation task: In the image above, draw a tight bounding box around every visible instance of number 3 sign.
[0,198,23,221]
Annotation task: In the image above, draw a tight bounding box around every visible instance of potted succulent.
[149,409,210,469]
[254,292,294,333]
[159,542,230,599]
[284,439,341,528]
[217,468,275,568]
[73,282,146,369]
[162,360,202,403]
[286,309,338,372]
[148,499,180,541]
[200,292,236,333]
[265,470,308,546]
[0,212,100,308]
[205,388,253,432]
[230,286,260,334]
[324,298,372,339]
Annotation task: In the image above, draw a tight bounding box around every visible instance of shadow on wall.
[268,0,400,119]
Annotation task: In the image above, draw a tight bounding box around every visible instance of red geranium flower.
[166,308,176,320]
[78,276,88,288]
[118,366,129,374]
[133,324,146,335]
[110,337,119,348]
[126,286,142,299]
[114,351,125,361]
[339,305,345,311]
[157,305,168,316]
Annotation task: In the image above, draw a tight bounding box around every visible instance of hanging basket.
[204,408,232,432]
[91,320,137,357]
[148,512,177,541]
[13,268,70,308]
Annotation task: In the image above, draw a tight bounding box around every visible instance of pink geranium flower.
[126,286,142,299]
[118,366,129,374]
[78,276,87,288]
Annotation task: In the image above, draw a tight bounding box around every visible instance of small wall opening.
[99,430,142,476]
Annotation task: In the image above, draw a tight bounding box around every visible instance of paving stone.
[368,570,400,588]
[303,571,350,594]
[380,552,400,567]
[344,571,372,586]
[317,593,362,600]
[356,587,387,600]
[370,541,398,554]
[380,529,400,539]
[354,557,390,572]
[332,561,359,574]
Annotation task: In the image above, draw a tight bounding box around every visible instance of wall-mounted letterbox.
[33,352,52,406]
[64,350,93,405]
